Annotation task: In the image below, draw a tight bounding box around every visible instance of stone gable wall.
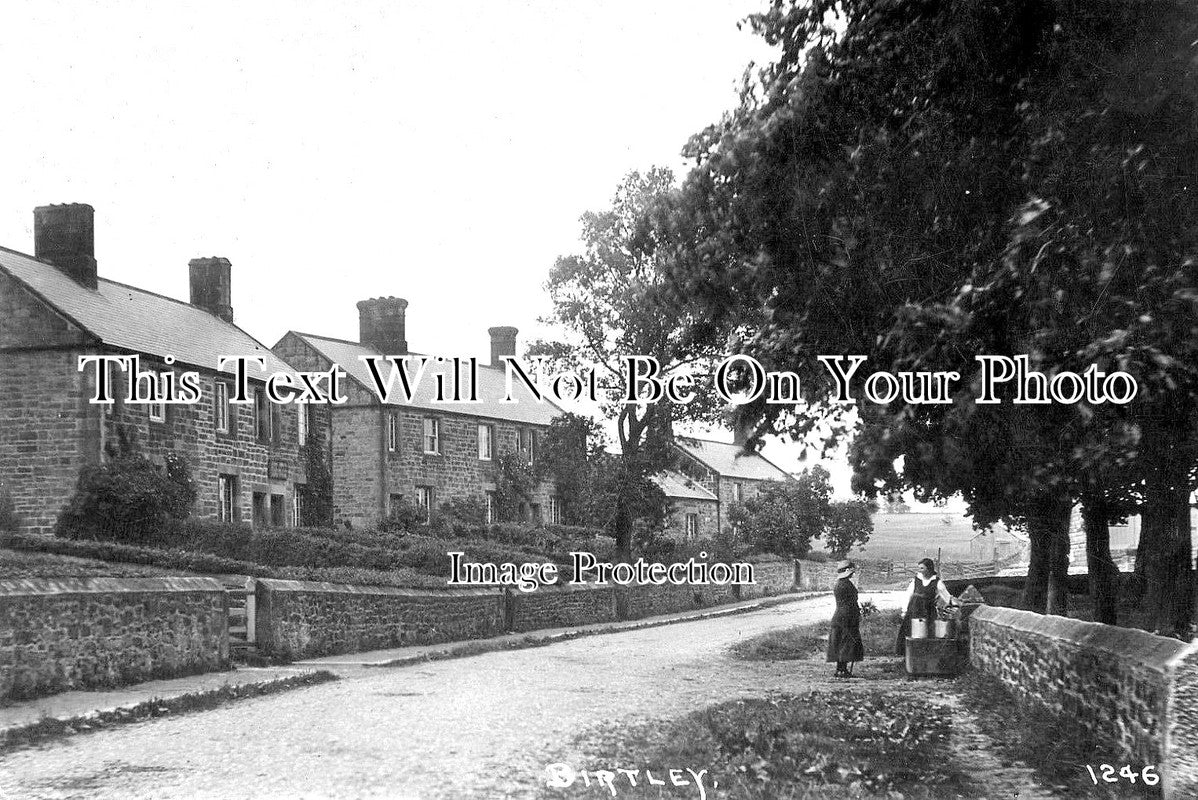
[0,349,95,533]
[1,276,314,533]
[0,268,92,349]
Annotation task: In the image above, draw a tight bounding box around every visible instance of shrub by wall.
[1,531,447,589]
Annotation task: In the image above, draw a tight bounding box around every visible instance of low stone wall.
[944,573,1098,596]
[616,582,703,619]
[257,573,804,659]
[706,582,740,606]
[255,579,506,660]
[737,561,797,600]
[0,577,229,700]
[506,584,617,632]
[796,559,837,590]
[970,605,1198,797]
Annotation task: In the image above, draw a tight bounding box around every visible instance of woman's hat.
[835,559,857,578]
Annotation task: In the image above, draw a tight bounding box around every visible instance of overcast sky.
[0,0,948,504]
[1,1,772,350]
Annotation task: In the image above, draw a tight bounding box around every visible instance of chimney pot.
[189,257,234,323]
[488,326,519,366]
[34,204,97,289]
[357,297,409,354]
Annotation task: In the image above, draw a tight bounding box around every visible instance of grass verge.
[730,609,902,662]
[957,671,1162,799]
[0,671,338,754]
[546,691,971,799]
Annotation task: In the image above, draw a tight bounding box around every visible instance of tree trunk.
[1169,487,1193,635]
[1023,491,1072,615]
[1046,510,1071,617]
[612,499,633,563]
[1138,415,1194,636]
[1024,519,1049,613]
[1082,497,1119,625]
[1131,499,1159,602]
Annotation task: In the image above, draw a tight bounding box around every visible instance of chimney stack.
[357,297,409,354]
[189,257,234,323]
[34,204,97,289]
[488,326,519,366]
[732,415,754,448]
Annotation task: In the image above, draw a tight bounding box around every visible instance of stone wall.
[0,577,229,699]
[255,571,808,661]
[0,267,95,533]
[616,582,705,619]
[970,605,1198,797]
[737,560,797,600]
[255,579,507,659]
[0,564,815,699]
[706,582,740,606]
[506,584,617,632]
[944,573,1097,596]
[0,349,94,534]
[1166,646,1198,798]
[796,559,837,590]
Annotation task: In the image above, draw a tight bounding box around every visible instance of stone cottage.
[274,300,562,529]
[651,470,719,543]
[664,435,791,539]
[0,204,317,533]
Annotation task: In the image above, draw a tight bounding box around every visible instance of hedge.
[0,531,447,589]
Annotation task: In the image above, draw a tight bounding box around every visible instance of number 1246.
[1085,765,1159,785]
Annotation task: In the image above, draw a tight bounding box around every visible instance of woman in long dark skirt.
[827,560,864,678]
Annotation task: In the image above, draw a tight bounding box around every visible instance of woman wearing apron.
[895,558,958,656]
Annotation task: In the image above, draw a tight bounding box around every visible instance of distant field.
[818,512,1021,565]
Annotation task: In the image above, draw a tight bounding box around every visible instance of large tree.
[658,0,1198,630]
[531,169,723,559]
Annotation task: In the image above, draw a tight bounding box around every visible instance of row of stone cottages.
[0,204,790,540]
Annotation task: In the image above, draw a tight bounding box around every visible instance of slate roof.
[674,437,790,481]
[289,331,562,426]
[0,245,294,377]
[651,470,718,502]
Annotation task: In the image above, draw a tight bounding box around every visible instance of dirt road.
[1,593,912,799]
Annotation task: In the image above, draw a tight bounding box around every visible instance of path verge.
[0,668,334,754]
